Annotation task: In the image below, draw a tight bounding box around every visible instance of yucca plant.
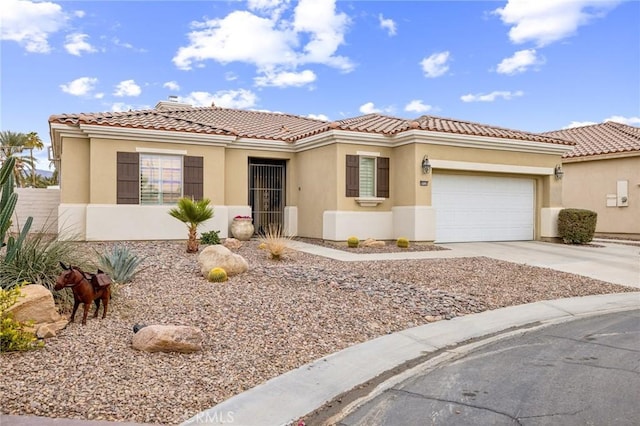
[258,224,294,260]
[96,244,144,284]
[168,197,214,253]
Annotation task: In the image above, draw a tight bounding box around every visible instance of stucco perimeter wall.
[297,144,337,239]
[89,138,226,205]
[563,156,640,234]
[14,188,60,233]
[60,137,90,204]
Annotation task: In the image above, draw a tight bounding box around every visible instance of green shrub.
[0,232,89,293]
[200,230,221,245]
[96,244,144,283]
[396,237,410,248]
[208,267,228,283]
[558,208,598,244]
[1,284,43,352]
[347,236,359,248]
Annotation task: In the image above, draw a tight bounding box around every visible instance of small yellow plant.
[396,237,410,248]
[208,267,228,283]
[1,284,43,352]
[347,236,359,248]
[258,242,267,250]
[258,224,294,260]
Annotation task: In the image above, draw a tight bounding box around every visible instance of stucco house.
[48,101,573,243]
[544,121,640,238]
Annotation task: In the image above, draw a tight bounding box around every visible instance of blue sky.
[2,0,639,169]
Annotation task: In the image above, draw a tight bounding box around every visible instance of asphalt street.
[338,309,640,426]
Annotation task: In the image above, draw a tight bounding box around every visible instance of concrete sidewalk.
[184,292,640,425]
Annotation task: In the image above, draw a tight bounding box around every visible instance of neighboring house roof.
[49,105,571,146]
[543,121,640,159]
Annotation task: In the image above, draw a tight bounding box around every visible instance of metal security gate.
[249,159,286,234]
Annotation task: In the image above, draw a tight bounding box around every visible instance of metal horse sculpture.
[54,262,112,325]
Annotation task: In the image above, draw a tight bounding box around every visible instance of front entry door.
[248,159,286,234]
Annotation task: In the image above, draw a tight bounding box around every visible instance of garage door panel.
[433,174,534,243]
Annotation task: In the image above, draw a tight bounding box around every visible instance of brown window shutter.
[117,152,139,204]
[183,156,203,200]
[376,157,389,198]
[345,155,359,197]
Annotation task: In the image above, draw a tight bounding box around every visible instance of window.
[117,152,203,204]
[140,154,182,204]
[346,154,389,199]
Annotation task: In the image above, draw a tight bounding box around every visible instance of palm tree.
[0,131,34,187]
[168,197,214,253]
[25,132,44,187]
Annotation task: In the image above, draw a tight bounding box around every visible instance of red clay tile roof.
[49,106,571,146]
[543,121,640,158]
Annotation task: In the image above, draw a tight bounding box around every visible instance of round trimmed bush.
[207,267,228,283]
[347,236,359,248]
[558,208,597,244]
[396,237,409,248]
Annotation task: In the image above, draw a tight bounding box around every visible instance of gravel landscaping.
[1,240,635,425]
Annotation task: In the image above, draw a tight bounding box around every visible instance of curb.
[182,292,640,426]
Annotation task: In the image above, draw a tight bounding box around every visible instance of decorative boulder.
[131,325,204,353]
[6,284,61,324]
[362,238,386,248]
[36,319,69,339]
[223,238,243,250]
[198,245,248,278]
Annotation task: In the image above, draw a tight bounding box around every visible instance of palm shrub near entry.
[558,208,597,244]
[169,197,214,253]
[96,245,144,283]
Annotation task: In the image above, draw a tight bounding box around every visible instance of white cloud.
[114,80,142,97]
[254,69,316,87]
[563,121,597,129]
[1,0,68,53]
[379,14,397,36]
[60,76,99,97]
[494,0,621,47]
[64,33,96,56]
[604,115,640,126]
[181,89,258,109]
[173,0,352,83]
[225,72,238,81]
[404,100,433,114]
[496,49,544,75]
[420,51,450,78]
[460,90,524,102]
[74,10,85,18]
[111,102,134,112]
[163,81,180,91]
[359,102,381,114]
[307,113,329,121]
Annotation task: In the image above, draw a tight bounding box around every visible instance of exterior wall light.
[421,156,432,174]
[554,164,564,180]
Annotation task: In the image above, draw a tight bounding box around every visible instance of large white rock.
[197,244,248,278]
[6,284,61,324]
[131,325,204,353]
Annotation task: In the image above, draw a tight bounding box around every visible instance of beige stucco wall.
[296,144,337,238]
[223,148,296,207]
[60,137,90,204]
[563,155,640,234]
[88,138,226,205]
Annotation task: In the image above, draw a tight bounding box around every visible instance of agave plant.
[96,244,145,283]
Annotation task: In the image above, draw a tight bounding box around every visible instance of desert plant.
[1,284,42,352]
[347,236,359,248]
[396,237,410,248]
[200,230,221,245]
[0,157,32,254]
[558,208,597,244]
[0,231,89,293]
[258,224,294,260]
[207,267,228,283]
[96,244,144,284]
[168,197,214,253]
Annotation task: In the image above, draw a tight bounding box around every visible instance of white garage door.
[432,174,534,243]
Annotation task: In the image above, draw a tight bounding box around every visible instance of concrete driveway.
[439,241,640,288]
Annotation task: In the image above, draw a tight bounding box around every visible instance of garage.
[432,174,534,243]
